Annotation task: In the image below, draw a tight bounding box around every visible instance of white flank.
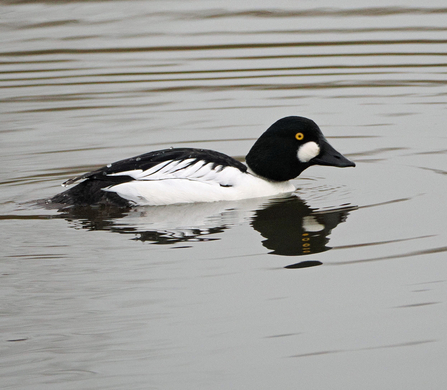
[297,141,320,163]
[102,162,295,206]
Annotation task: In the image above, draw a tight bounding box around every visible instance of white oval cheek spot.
[297,141,320,163]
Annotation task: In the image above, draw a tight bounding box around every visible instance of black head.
[245,116,355,182]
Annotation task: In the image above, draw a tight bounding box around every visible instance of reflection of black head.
[251,197,352,256]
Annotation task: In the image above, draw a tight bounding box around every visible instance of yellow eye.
[295,132,304,141]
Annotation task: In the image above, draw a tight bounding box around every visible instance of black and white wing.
[52,148,248,206]
[64,148,247,186]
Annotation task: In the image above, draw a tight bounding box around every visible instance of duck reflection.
[252,197,353,256]
[54,195,355,260]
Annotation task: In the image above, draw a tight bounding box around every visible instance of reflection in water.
[284,260,323,269]
[52,195,356,259]
[252,197,354,256]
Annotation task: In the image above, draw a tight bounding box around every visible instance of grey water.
[1,1,447,389]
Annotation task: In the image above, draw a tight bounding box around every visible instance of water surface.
[1,1,447,389]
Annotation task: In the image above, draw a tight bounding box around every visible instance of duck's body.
[50,116,355,207]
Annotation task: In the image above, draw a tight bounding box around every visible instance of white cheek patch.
[297,141,320,163]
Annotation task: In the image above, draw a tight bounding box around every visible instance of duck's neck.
[246,144,307,182]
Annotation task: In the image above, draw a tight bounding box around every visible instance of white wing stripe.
[106,159,245,187]
[178,160,206,177]
[107,169,143,179]
[140,160,177,176]
[169,159,196,172]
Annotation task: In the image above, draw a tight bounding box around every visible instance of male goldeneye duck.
[50,116,355,207]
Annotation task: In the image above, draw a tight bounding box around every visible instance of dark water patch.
[0,214,54,220]
[207,52,447,62]
[410,280,446,286]
[0,59,73,65]
[414,149,447,155]
[200,26,447,36]
[333,235,435,250]
[5,252,67,260]
[8,78,446,92]
[0,93,108,103]
[290,339,437,358]
[4,81,445,97]
[6,338,28,342]
[131,79,447,93]
[4,62,445,82]
[290,349,342,358]
[265,333,301,338]
[11,105,123,113]
[130,7,447,20]
[416,167,447,176]
[395,302,440,308]
[0,67,84,75]
[195,7,447,19]
[333,246,447,266]
[0,70,402,85]
[284,260,323,269]
[357,197,413,209]
[2,39,447,58]
[15,20,81,29]
[348,147,409,159]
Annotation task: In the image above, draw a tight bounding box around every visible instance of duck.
[50,116,355,207]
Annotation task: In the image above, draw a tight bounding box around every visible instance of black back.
[51,148,247,206]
